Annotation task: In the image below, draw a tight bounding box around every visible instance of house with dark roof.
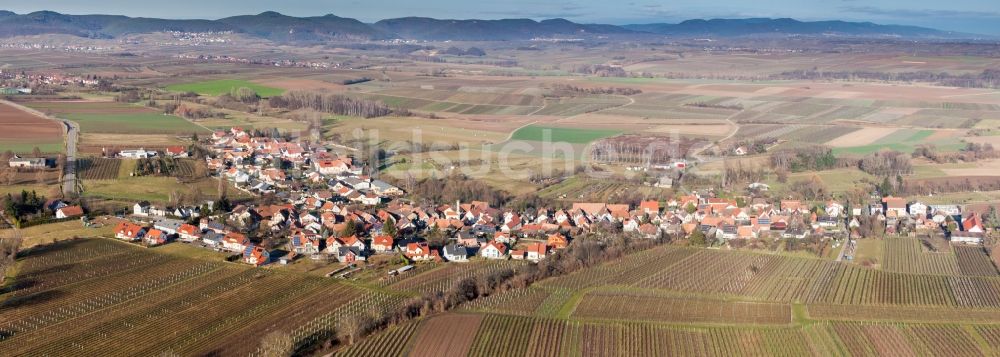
[443,244,469,262]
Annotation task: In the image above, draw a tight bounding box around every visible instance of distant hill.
[372,17,632,41]
[217,11,388,41]
[0,11,980,41]
[624,18,968,38]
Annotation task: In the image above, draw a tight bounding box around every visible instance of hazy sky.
[4,0,1000,35]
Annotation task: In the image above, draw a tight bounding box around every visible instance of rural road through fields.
[1,100,80,195]
[60,120,79,195]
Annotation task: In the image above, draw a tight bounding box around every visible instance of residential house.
[202,231,224,248]
[525,242,547,262]
[55,205,84,219]
[443,244,469,262]
[480,241,508,260]
[371,234,395,253]
[335,246,366,263]
[908,202,929,217]
[177,224,202,242]
[164,146,189,158]
[243,245,270,266]
[223,232,250,252]
[963,214,985,233]
[547,233,569,249]
[326,235,365,254]
[133,201,152,216]
[114,221,147,241]
[289,230,323,254]
[153,218,185,235]
[883,197,907,217]
[405,242,432,261]
[143,229,170,246]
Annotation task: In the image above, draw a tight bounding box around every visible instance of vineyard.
[882,238,960,275]
[0,238,373,356]
[572,292,792,325]
[388,260,526,294]
[346,311,1000,356]
[76,158,121,180]
[955,245,1000,276]
[808,304,1000,323]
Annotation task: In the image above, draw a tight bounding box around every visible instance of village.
[42,127,981,274]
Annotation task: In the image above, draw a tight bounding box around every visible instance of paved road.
[61,120,79,195]
[1,100,79,195]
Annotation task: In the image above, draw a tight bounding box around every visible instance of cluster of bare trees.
[902,177,1000,196]
[773,69,1000,89]
[723,160,767,188]
[571,64,627,77]
[268,91,392,118]
[168,103,223,119]
[550,84,641,96]
[789,174,828,200]
[388,174,513,208]
[685,102,743,110]
[439,47,487,57]
[770,146,838,172]
[858,150,913,176]
[590,136,692,165]
[913,143,999,163]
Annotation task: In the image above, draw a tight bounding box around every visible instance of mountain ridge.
[0,11,982,41]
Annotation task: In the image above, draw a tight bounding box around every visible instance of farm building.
[119,148,157,159]
[9,157,46,168]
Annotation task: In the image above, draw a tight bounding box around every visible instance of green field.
[510,125,621,144]
[165,79,285,97]
[832,129,964,156]
[64,113,208,134]
[0,141,63,154]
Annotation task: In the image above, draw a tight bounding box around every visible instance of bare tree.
[0,230,23,284]
[259,330,294,357]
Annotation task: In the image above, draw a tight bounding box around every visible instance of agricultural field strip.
[0,266,248,353]
[76,158,122,180]
[334,320,420,357]
[535,245,1000,308]
[138,276,335,357]
[0,258,220,333]
[955,246,1000,276]
[462,286,552,316]
[883,238,960,276]
[4,248,177,299]
[456,311,1000,356]
[809,303,1000,324]
[390,260,526,294]
[202,282,366,356]
[23,272,315,356]
[266,291,409,355]
[571,292,792,325]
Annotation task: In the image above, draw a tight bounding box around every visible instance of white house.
[480,241,508,260]
[443,244,469,262]
[133,202,151,216]
[908,202,929,217]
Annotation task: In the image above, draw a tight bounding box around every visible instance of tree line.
[550,84,642,96]
[268,91,393,118]
[773,69,1000,89]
